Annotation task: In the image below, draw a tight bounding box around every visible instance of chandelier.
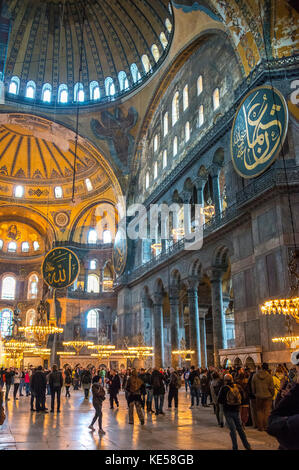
[172,349,195,361]
[127,346,154,360]
[272,336,299,348]
[62,341,94,355]
[19,325,64,346]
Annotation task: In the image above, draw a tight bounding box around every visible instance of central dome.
[4,0,174,106]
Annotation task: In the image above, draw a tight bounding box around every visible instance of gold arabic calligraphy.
[233,91,283,171]
[44,251,75,286]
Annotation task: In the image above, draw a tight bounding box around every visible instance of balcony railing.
[53,241,113,251]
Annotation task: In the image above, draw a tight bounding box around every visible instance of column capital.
[210,163,221,178]
[169,286,179,303]
[207,267,225,282]
[198,307,208,319]
[194,176,207,190]
[152,292,163,306]
[187,278,199,291]
[181,190,192,204]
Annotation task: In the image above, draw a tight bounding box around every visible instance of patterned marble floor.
[0,388,278,450]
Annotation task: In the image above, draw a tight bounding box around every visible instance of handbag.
[0,406,6,425]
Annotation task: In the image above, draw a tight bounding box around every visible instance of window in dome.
[118,71,129,92]
[103,229,112,244]
[185,121,190,142]
[14,185,24,198]
[165,18,172,32]
[0,240,3,250]
[173,136,178,157]
[90,81,100,100]
[131,63,141,83]
[2,277,16,300]
[197,75,203,96]
[89,259,97,270]
[22,242,30,253]
[88,229,97,244]
[198,105,204,127]
[0,308,13,336]
[145,171,150,189]
[213,87,220,110]
[168,3,172,14]
[9,76,20,95]
[74,82,84,102]
[160,32,168,49]
[58,84,68,103]
[141,54,152,74]
[25,81,36,99]
[183,84,189,111]
[26,309,36,327]
[172,91,179,126]
[163,150,167,169]
[151,44,160,62]
[42,83,52,103]
[85,178,93,191]
[87,308,98,328]
[8,241,17,253]
[163,112,168,137]
[87,275,100,293]
[33,241,40,251]
[28,274,38,299]
[154,161,158,179]
[105,77,115,97]
[154,134,158,152]
[54,186,63,199]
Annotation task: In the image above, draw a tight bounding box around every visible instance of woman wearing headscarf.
[125,369,145,425]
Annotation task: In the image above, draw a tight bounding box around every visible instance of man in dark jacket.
[4,368,14,401]
[168,368,181,409]
[108,370,121,409]
[152,368,165,415]
[89,375,106,435]
[267,349,299,450]
[49,364,63,413]
[138,368,147,409]
[31,366,47,412]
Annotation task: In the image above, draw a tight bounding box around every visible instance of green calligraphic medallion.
[42,247,80,289]
[231,85,288,179]
[113,227,127,276]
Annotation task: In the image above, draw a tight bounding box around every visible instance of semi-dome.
[3,0,174,107]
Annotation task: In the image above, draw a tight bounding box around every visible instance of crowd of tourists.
[0,349,298,450]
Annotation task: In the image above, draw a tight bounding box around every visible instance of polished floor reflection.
[0,389,277,450]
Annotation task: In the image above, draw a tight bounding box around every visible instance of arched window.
[58,84,68,103]
[163,150,167,169]
[154,134,158,152]
[88,229,97,244]
[25,80,36,99]
[103,229,112,244]
[154,161,158,179]
[87,309,98,328]
[74,82,84,102]
[0,308,13,336]
[172,91,179,126]
[14,185,24,198]
[89,259,97,270]
[118,71,129,91]
[26,309,36,326]
[87,274,100,293]
[163,112,168,137]
[0,240,3,250]
[160,32,168,49]
[197,75,203,96]
[198,105,204,127]
[151,44,160,62]
[1,276,16,300]
[85,178,93,192]
[105,77,115,97]
[145,171,150,189]
[103,262,113,291]
[54,186,63,198]
[28,274,38,299]
[33,241,40,251]
[185,121,190,142]
[213,87,220,110]
[42,83,52,103]
[130,63,141,83]
[141,54,151,74]
[9,76,20,95]
[22,242,29,253]
[183,84,189,111]
[8,242,17,253]
[90,81,100,100]
[173,136,178,157]
[165,18,172,32]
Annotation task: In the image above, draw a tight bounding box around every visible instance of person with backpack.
[235,372,250,428]
[107,370,121,409]
[210,371,224,427]
[218,374,252,450]
[189,366,201,408]
[49,364,63,413]
[126,369,145,425]
[151,368,165,415]
[200,369,210,407]
[89,374,106,435]
[144,368,154,413]
[183,369,190,392]
[81,368,92,399]
[167,368,181,409]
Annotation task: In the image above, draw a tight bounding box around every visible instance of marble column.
[182,190,192,237]
[187,282,201,368]
[153,293,164,368]
[198,308,208,369]
[169,287,180,368]
[209,269,227,367]
[84,268,88,292]
[211,167,222,216]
